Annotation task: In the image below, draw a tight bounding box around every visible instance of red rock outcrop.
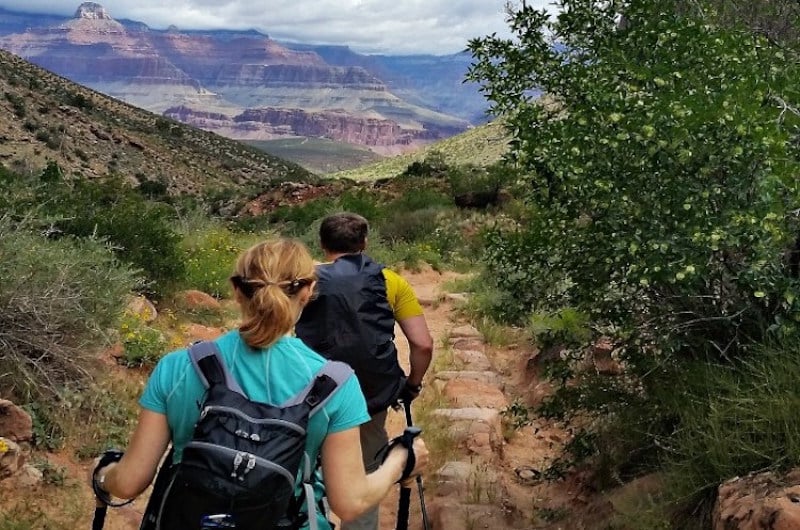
[713,469,800,530]
[164,105,447,148]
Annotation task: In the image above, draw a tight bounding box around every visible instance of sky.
[0,0,553,55]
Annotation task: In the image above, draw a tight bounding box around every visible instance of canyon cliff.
[0,2,474,152]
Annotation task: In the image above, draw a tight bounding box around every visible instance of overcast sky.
[0,0,554,55]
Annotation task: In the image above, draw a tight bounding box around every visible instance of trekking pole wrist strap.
[384,427,422,483]
[92,449,134,507]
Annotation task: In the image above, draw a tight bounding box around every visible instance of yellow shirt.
[382,268,424,321]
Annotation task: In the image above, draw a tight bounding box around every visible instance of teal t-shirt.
[139,330,369,528]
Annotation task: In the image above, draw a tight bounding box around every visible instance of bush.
[386,187,452,212]
[118,313,168,367]
[269,197,337,235]
[447,162,516,209]
[401,150,449,178]
[178,214,264,297]
[467,0,800,508]
[43,174,184,296]
[378,207,446,244]
[0,217,139,403]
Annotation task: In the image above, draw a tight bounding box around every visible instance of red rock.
[713,469,800,530]
[176,290,221,311]
[0,400,32,443]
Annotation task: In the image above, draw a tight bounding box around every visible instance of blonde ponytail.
[232,239,316,349]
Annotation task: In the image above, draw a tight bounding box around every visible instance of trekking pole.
[92,500,107,530]
[91,449,134,530]
[395,426,422,530]
[402,400,431,530]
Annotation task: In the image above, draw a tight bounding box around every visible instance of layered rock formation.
[0,2,471,151]
[163,105,464,152]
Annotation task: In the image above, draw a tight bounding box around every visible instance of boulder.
[449,325,483,340]
[176,290,221,311]
[0,400,32,443]
[184,323,224,343]
[0,437,26,480]
[125,295,157,323]
[712,469,800,530]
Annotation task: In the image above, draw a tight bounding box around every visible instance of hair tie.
[230,275,267,298]
[279,278,313,295]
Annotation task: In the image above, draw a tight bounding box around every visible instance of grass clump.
[657,338,800,522]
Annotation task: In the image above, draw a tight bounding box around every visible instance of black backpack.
[140,340,352,530]
[295,254,406,415]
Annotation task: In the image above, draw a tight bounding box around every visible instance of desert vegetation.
[464,0,800,526]
[4,0,800,528]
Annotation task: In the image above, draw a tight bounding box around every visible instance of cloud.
[0,0,554,55]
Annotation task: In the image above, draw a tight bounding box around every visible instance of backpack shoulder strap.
[187,340,246,397]
[280,361,353,416]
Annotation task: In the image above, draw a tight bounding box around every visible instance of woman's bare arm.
[320,426,427,522]
[94,409,171,500]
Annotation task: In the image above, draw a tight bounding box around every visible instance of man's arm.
[383,268,434,387]
[398,315,433,386]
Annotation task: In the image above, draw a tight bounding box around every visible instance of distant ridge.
[0,3,486,156]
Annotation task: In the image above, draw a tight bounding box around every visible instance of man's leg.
[340,410,389,530]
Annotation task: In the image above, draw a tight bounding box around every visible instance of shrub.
[178,214,264,297]
[448,162,516,209]
[118,313,168,367]
[0,217,139,404]
[42,174,184,296]
[337,189,384,221]
[378,207,446,244]
[4,91,25,118]
[401,150,449,178]
[386,188,452,212]
[467,0,800,508]
[269,197,337,235]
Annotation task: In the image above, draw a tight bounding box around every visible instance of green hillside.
[330,119,510,181]
[0,48,314,199]
[245,137,384,175]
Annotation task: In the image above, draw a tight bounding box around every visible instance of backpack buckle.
[200,513,236,528]
[305,394,320,407]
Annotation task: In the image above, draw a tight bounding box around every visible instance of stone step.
[435,370,505,390]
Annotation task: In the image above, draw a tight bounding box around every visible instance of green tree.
[467,0,800,499]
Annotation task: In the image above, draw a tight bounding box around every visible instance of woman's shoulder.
[277,336,328,362]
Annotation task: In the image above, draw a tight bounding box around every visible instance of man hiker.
[295,212,434,530]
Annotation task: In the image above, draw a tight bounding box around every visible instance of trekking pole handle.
[92,449,135,507]
[401,399,431,530]
[397,427,422,482]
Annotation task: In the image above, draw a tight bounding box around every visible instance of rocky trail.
[371,269,578,530]
[1,268,585,529]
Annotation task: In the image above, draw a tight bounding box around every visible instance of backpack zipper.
[199,405,306,435]
[185,441,296,485]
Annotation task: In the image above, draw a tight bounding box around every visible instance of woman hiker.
[89,238,428,529]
